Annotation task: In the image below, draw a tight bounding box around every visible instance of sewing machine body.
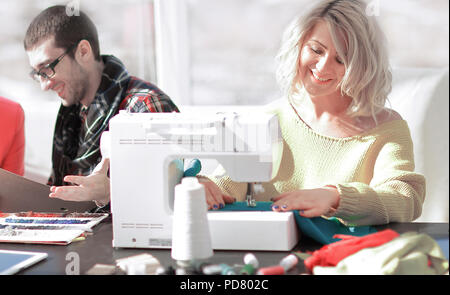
[108,110,299,251]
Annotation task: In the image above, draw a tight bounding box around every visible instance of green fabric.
[217,202,377,245]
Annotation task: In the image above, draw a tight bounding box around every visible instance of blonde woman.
[201,0,425,226]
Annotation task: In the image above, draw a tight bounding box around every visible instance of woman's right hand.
[197,177,235,210]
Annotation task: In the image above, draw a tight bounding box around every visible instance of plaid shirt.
[48,55,179,186]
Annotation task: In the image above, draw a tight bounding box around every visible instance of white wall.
[183,0,449,105]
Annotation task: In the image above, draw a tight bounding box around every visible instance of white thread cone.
[171,177,213,264]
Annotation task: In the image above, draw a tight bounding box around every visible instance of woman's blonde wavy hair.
[276,0,392,121]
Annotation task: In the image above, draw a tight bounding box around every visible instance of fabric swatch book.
[0,212,108,245]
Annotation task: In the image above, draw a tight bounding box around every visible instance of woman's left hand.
[271,186,340,217]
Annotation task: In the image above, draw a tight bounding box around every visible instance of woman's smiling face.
[297,20,346,99]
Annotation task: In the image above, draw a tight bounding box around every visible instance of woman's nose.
[315,54,333,73]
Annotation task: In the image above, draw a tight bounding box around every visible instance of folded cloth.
[304,229,400,271]
[313,231,449,275]
[218,202,377,245]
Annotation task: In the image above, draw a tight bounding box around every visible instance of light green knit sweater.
[210,98,426,226]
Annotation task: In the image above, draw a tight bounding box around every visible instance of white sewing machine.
[106,110,299,251]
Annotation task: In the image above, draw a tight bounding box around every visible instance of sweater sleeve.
[328,125,426,226]
[204,165,248,200]
[2,105,25,176]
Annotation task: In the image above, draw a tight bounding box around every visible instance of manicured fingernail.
[219,203,224,209]
[213,204,218,210]
[272,205,279,209]
[282,205,288,209]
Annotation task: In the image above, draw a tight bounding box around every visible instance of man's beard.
[61,71,89,107]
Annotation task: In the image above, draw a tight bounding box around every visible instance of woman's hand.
[197,177,235,210]
[271,186,340,217]
[49,158,110,206]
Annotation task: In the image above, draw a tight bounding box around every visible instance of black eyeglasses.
[29,44,76,82]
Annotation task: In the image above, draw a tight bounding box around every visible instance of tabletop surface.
[0,216,448,275]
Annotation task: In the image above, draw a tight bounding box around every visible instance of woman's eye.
[310,47,321,54]
[336,57,344,64]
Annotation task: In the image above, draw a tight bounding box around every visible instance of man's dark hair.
[24,5,101,61]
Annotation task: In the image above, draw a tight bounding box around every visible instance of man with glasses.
[24,5,179,210]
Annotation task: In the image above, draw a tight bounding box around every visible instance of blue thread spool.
[183,159,202,177]
[220,263,236,275]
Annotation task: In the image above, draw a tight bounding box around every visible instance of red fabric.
[0,97,25,176]
[304,229,400,271]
